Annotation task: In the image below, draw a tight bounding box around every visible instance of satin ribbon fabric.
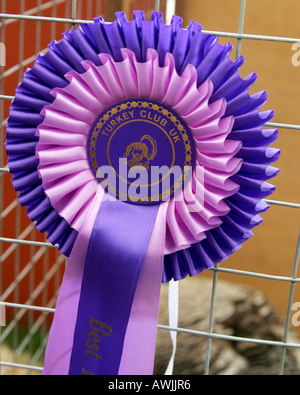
[68,198,159,375]
[118,203,168,375]
[5,11,280,376]
[43,188,103,375]
[44,192,167,375]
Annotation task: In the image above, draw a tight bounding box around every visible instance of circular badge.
[87,98,196,205]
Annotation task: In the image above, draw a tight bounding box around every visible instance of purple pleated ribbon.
[5,11,281,376]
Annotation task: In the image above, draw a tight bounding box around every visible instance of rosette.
[5,11,280,376]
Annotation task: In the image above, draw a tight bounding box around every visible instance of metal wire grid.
[0,0,299,375]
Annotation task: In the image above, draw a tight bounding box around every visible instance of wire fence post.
[155,0,160,12]
[236,0,247,58]
[204,264,219,375]
[71,0,77,30]
[0,302,6,376]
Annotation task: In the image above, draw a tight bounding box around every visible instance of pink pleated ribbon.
[36,48,242,256]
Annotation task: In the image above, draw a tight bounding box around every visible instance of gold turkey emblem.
[124,135,158,170]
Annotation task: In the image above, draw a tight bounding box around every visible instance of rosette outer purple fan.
[6,10,280,283]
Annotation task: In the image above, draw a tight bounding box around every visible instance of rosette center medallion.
[87,98,196,205]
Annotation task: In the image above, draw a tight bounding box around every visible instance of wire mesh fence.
[0,0,300,375]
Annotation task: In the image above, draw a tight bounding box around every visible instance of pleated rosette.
[6,10,280,282]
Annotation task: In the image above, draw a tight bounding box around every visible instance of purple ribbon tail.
[67,197,159,375]
[43,190,165,376]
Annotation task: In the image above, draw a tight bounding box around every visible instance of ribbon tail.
[118,202,168,375]
[43,189,103,375]
[44,192,165,375]
[67,197,160,375]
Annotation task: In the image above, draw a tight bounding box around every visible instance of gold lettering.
[154,114,161,123]
[168,128,182,144]
[88,332,101,343]
[140,110,168,127]
[89,317,113,336]
[123,112,129,120]
[85,349,103,360]
[86,339,100,352]
[84,317,113,363]
[128,110,134,118]
[173,135,181,143]
[105,124,113,132]
[160,118,167,127]
[82,368,95,376]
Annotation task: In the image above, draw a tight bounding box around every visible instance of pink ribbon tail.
[118,202,168,375]
[43,191,102,375]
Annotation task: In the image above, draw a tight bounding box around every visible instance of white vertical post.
[0,303,5,376]
[0,42,5,67]
[0,303,5,327]
[155,0,160,12]
[71,0,77,30]
[166,0,176,24]
[236,0,247,58]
